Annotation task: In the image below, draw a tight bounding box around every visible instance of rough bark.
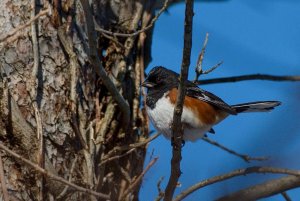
[0,0,156,200]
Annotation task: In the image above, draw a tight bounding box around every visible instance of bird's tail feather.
[231,101,281,113]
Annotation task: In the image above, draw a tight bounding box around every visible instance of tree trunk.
[0,0,156,200]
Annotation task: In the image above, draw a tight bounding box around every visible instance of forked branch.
[174,167,300,201]
[80,0,130,127]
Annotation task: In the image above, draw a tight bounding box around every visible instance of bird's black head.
[142,66,179,90]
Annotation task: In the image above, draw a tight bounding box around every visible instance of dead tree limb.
[0,143,110,200]
[174,167,300,201]
[80,0,130,127]
[196,74,300,85]
[164,0,194,200]
[216,175,300,201]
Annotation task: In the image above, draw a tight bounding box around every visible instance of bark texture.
[0,0,157,200]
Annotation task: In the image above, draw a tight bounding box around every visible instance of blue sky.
[140,0,300,200]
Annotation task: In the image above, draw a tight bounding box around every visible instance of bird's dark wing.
[185,82,237,115]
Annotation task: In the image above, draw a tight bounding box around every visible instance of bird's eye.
[156,77,162,83]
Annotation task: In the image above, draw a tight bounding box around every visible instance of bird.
[142,66,281,142]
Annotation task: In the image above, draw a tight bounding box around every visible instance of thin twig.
[164,0,194,200]
[57,26,88,150]
[155,177,165,201]
[196,74,300,85]
[99,148,136,166]
[127,132,160,149]
[133,1,154,129]
[102,133,160,159]
[0,143,110,200]
[31,0,40,91]
[56,156,78,199]
[101,32,125,49]
[121,157,158,199]
[194,33,223,81]
[0,155,9,201]
[202,137,268,163]
[30,1,44,200]
[30,0,42,139]
[80,0,130,127]
[99,133,160,166]
[191,36,300,85]
[202,61,223,74]
[0,8,50,43]
[174,167,300,201]
[195,33,209,80]
[281,192,292,201]
[94,0,170,37]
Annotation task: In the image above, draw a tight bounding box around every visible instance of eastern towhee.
[142,66,281,142]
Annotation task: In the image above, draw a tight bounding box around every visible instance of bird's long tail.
[231,101,281,113]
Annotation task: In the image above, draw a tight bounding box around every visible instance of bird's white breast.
[146,93,212,142]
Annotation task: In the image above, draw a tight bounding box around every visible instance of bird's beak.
[142,80,155,88]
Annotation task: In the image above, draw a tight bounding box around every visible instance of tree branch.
[202,137,267,163]
[121,157,158,199]
[29,1,44,200]
[0,143,110,200]
[196,74,300,85]
[100,132,160,162]
[94,0,170,37]
[281,191,292,201]
[164,0,194,200]
[0,155,9,201]
[194,32,209,80]
[173,166,300,201]
[216,175,300,201]
[79,0,130,127]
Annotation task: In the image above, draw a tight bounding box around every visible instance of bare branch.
[57,27,88,150]
[79,0,130,127]
[196,74,300,85]
[281,192,292,201]
[195,33,209,80]
[155,177,165,201]
[101,132,160,162]
[202,137,268,163]
[99,133,159,166]
[216,175,300,201]
[201,61,223,75]
[99,148,136,166]
[194,33,222,81]
[94,0,170,37]
[0,155,9,201]
[164,0,194,200]
[191,35,300,85]
[0,143,110,200]
[127,132,160,149]
[121,157,158,199]
[29,1,44,200]
[174,167,300,201]
[56,156,78,199]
